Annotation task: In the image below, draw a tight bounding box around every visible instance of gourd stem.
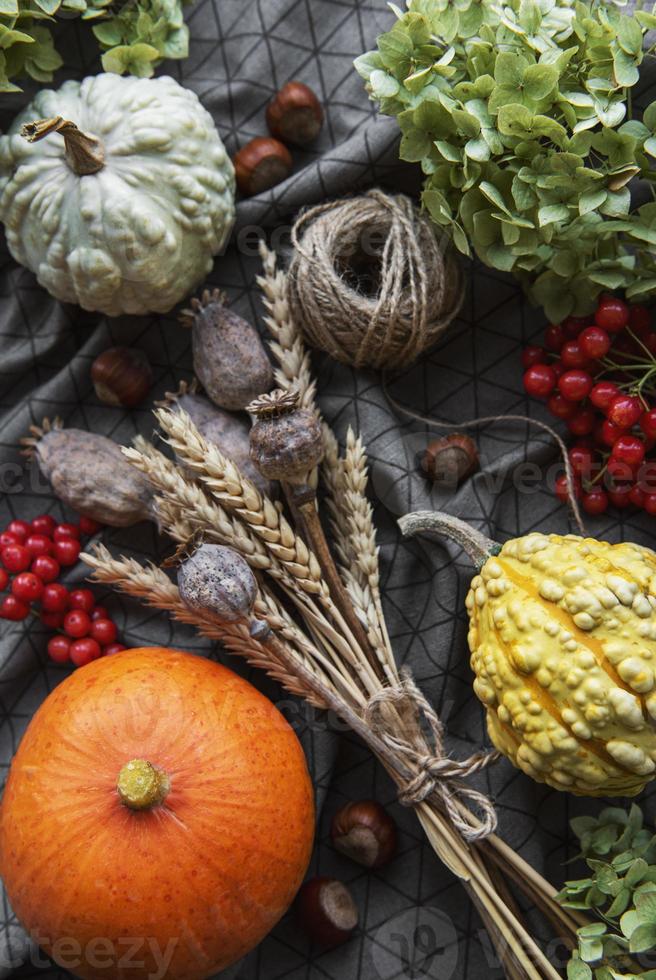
[20,116,105,176]
[117,759,169,810]
[398,511,500,569]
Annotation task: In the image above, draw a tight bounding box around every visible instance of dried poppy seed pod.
[180,290,273,411]
[161,383,271,495]
[177,543,258,622]
[421,434,479,489]
[248,388,323,484]
[22,419,154,527]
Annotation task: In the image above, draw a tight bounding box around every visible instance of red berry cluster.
[0,515,126,666]
[523,296,656,516]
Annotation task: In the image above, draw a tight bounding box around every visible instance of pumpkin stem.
[20,116,105,176]
[398,510,500,569]
[117,759,169,811]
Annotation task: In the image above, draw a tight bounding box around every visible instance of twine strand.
[383,380,586,535]
[365,671,501,842]
[287,190,465,371]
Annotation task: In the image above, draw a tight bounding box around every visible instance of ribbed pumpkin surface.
[0,648,314,980]
[467,534,656,796]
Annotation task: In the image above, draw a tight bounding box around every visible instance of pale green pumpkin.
[0,74,235,317]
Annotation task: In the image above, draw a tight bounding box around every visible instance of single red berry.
[524,364,556,398]
[600,419,628,447]
[54,538,81,567]
[630,484,646,508]
[11,572,43,603]
[568,410,596,437]
[559,370,593,402]
[555,473,580,503]
[521,346,545,369]
[1,543,31,573]
[638,460,656,494]
[90,618,117,645]
[0,569,7,591]
[644,493,656,516]
[608,483,633,509]
[579,326,611,360]
[69,637,102,667]
[0,532,19,550]
[0,595,29,620]
[640,409,656,440]
[595,295,629,332]
[78,516,103,536]
[41,611,65,629]
[612,434,646,467]
[608,394,642,429]
[63,609,91,638]
[548,393,578,420]
[560,341,590,370]
[53,522,81,542]
[47,635,71,664]
[41,582,70,613]
[582,487,609,515]
[607,456,637,483]
[590,381,620,413]
[69,589,95,614]
[30,555,60,584]
[24,534,53,558]
[91,605,108,621]
[569,445,595,477]
[30,514,57,536]
[545,324,566,352]
[5,520,30,541]
[629,304,651,332]
[103,643,127,656]
[562,316,590,338]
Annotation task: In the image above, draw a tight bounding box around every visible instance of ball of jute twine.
[287,189,465,371]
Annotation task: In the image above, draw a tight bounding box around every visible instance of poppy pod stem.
[285,482,385,684]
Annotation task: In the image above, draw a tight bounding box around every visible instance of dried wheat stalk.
[83,546,319,702]
[257,242,318,416]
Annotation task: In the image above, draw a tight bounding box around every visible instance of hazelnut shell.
[90,347,152,408]
[233,137,293,196]
[266,82,324,145]
[295,877,358,947]
[331,800,398,869]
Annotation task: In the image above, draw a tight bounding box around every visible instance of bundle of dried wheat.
[82,243,587,980]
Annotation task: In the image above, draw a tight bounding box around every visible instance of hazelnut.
[330,800,398,869]
[421,434,479,488]
[90,347,153,408]
[296,877,358,947]
[233,137,293,196]
[266,81,324,145]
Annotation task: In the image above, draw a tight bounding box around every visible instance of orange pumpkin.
[0,647,315,980]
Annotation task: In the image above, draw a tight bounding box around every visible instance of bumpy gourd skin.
[0,74,235,316]
[467,533,656,797]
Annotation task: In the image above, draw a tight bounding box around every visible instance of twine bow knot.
[364,671,501,842]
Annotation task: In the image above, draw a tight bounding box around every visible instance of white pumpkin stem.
[20,116,105,176]
[398,511,500,569]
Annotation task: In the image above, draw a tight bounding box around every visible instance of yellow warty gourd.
[399,512,656,798]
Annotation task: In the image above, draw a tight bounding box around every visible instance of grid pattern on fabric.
[1,2,656,979]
